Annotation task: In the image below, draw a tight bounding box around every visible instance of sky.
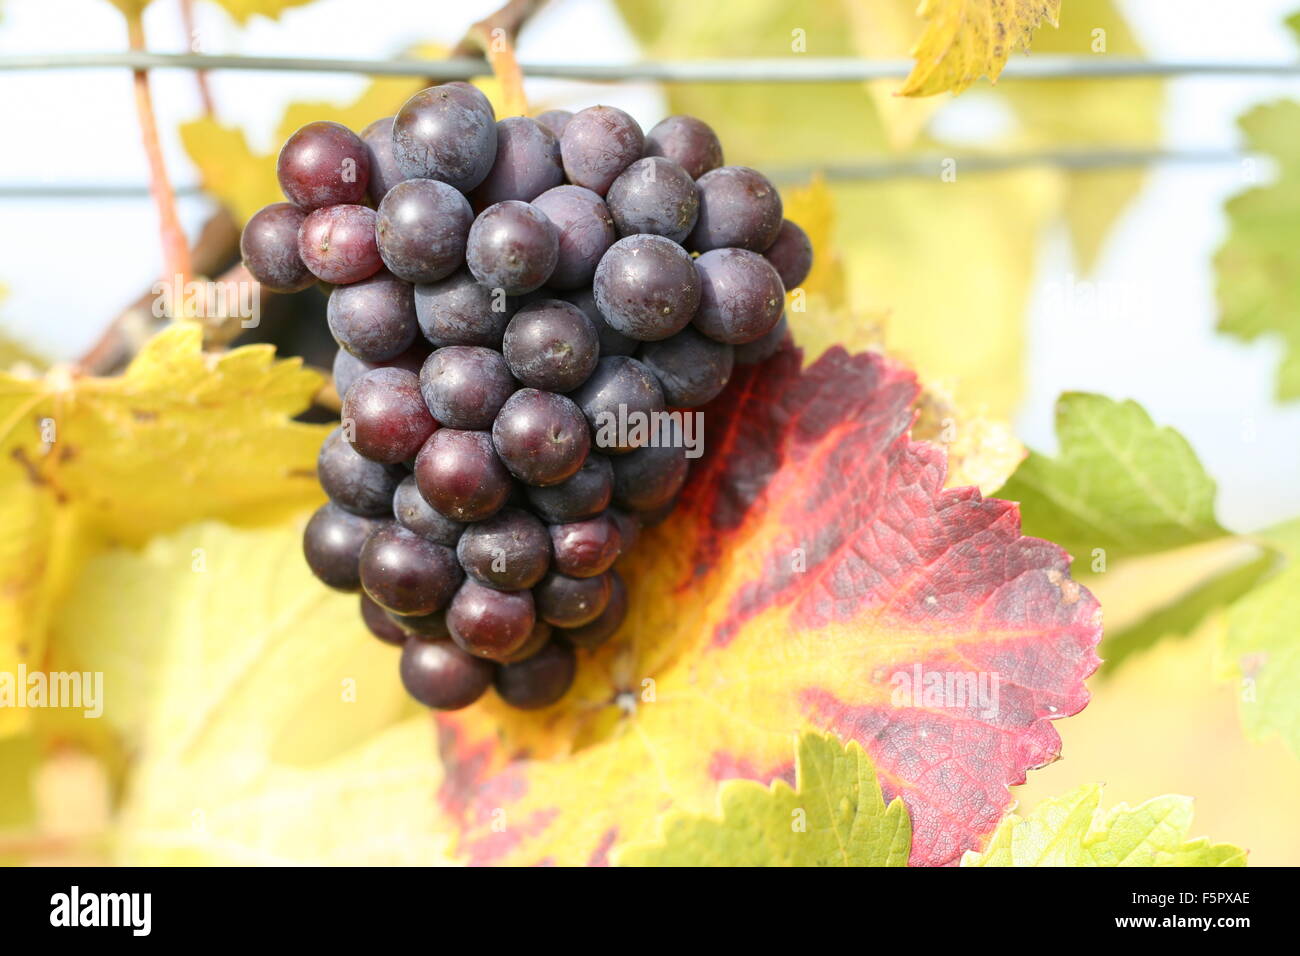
[0,0,1297,531]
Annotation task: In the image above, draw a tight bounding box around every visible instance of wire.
[0,150,1251,199]
[2,52,1300,82]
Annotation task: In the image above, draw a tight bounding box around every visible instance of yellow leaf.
[900,0,1062,97]
[206,0,318,25]
[0,325,328,737]
[41,520,457,865]
[106,0,316,22]
[783,176,1024,493]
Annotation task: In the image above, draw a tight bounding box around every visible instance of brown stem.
[453,0,543,116]
[178,0,216,116]
[127,10,192,293]
[77,208,240,374]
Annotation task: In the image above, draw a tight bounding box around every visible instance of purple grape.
[359,523,462,615]
[360,116,406,204]
[733,313,790,366]
[559,105,644,196]
[688,166,784,253]
[361,593,408,646]
[332,341,428,398]
[327,270,417,361]
[491,388,590,487]
[298,204,383,284]
[240,202,313,293]
[392,84,497,192]
[611,441,689,513]
[303,502,383,591]
[763,220,813,289]
[637,494,679,526]
[500,621,553,663]
[561,288,637,356]
[393,474,464,546]
[318,425,405,517]
[592,234,700,341]
[494,639,576,709]
[456,507,551,590]
[341,367,436,464]
[447,579,536,660]
[530,186,617,290]
[686,165,785,252]
[524,453,612,524]
[466,200,559,296]
[414,268,515,348]
[534,109,573,139]
[607,508,641,553]
[502,299,599,391]
[638,326,734,407]
[419,345,516,430]
[643,115,723,180]
[606,157,699,242]
[534,570,612,628]
[549,512,622,578]
[375,179,473,284]
[692,248,785,345]
[277,120,371,210]
[399,638,494,710]
[570,356,665,454]
[471,116,564,207]
[387,607,451,641]
[413,429,513,522]
[561,570,627,650]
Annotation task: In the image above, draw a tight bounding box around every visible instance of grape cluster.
[244,85,813,712]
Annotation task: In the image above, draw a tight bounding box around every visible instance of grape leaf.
[997,393,1225,562]
[962,784,1247,866]
[899,0,1061,97]
[1219,519,1300,758]
[14,346,1096,865]
[435,345,1101,867]
[180,51,501,225]
[1215,98,1300,401]
[616,732,911,866]
[0,325,327,737]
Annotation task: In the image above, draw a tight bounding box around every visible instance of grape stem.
[178,0,216,116]
[126,9,193,293]
[453,0,540,117]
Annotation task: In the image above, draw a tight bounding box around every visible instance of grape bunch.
[242,84,813,712]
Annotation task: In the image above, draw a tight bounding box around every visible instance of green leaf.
[1102,549,1275,673]
[615,733,911,867]
[1215,98,1300,401]
[997,393,1225,562]
[1219,518,1300,758]
[963,785,1247,866]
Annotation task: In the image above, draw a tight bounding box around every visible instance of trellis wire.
[0,53,1282,197]
[2,52,1300,81]
[0,149,1251,199]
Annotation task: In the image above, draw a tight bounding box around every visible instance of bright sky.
[0,0,1297,531]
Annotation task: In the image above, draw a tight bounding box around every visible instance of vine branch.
[126,9,192,291]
